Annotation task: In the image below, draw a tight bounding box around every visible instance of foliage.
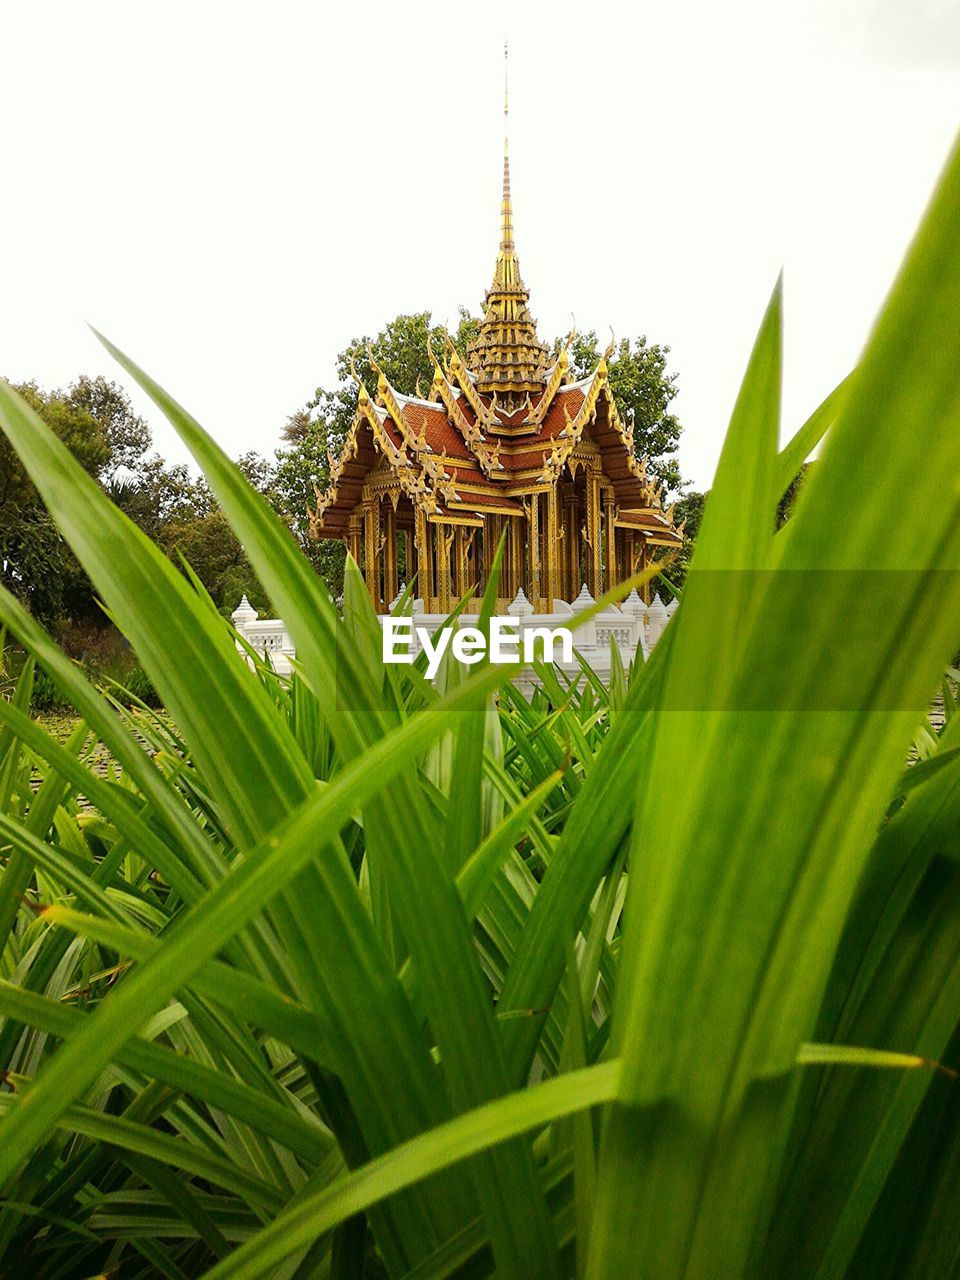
[1,373,277,627]
[0,376,144,626]
[296,309,480,455]
[60,373,152,472]
[271,426,346,599]
[146,454,278,617]
[0,134,959,1280]
[666,462,811,595]
[3,630,162,713]
[660,488,706,595]
[565,330,683,491]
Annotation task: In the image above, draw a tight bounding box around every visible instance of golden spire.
[466,39,548,412]
[500,39,514,259]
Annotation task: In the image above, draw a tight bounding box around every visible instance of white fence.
[231,586,677,687]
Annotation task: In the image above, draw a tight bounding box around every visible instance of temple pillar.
[563,487,579,601]
[544,486,559,610]
[528,493,541,610]
[363,498,380,608]
[465,529,478,602]
[507,516,524,598]
[586,467,603,599]
[636,535,649,598]
[500,518,514,598]
[603,487,617,595]
[483,514,500,596]
[415,508,433,608]
[347,511,362,568]
[437,525,454,613]
[382,501,398,607]
[625,531,649,601]
[453,527,468,601]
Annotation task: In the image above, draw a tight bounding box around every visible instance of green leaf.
[0,664,507,1190]
[586,131,960,1280]
[200,1061,620,1280]
[94,333,564,1280]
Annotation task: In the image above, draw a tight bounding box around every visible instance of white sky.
[2,0,958,491]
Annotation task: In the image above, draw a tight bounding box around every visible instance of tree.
[0,376,148,625]
[661,489,706,595]
[565,331,683,492]
[135,451,277,616]
[120,456,203,538]
[60,374,151,472]
[0,372,277,625]
[295,310,481,455]
[272,425,345,596]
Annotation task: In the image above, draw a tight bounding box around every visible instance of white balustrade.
[232,586,676,688]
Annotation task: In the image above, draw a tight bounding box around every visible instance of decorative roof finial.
[465,39,549,402]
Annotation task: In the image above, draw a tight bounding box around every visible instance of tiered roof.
[464,112,549,404]
[311,341,680,547]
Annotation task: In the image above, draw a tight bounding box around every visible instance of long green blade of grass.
[95,334,565,1280]
[0,655,508,1189]
[200,1061,622,1280]
[586,132,960,1280]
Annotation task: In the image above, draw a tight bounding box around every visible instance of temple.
[308,54,682,613]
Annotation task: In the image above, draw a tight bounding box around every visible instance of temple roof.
[310,345,681,548]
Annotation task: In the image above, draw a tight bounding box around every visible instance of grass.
[0,132,959,1279]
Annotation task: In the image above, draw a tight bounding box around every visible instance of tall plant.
[0,133,958,1280]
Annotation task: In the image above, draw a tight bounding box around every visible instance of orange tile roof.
[397,400,468,458]
[312,366,676,537]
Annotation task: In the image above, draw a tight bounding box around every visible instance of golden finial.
[504,39,509,125]
[500,39,514,256]
[366,343,393,399]
[425,336,452,405]
[465,38,549,398]
[349,355,371,401]
[435,329,455,379]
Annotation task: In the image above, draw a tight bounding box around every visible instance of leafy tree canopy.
[1,376,149,625]
[564,331,683,491]
[1,375,277,625]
